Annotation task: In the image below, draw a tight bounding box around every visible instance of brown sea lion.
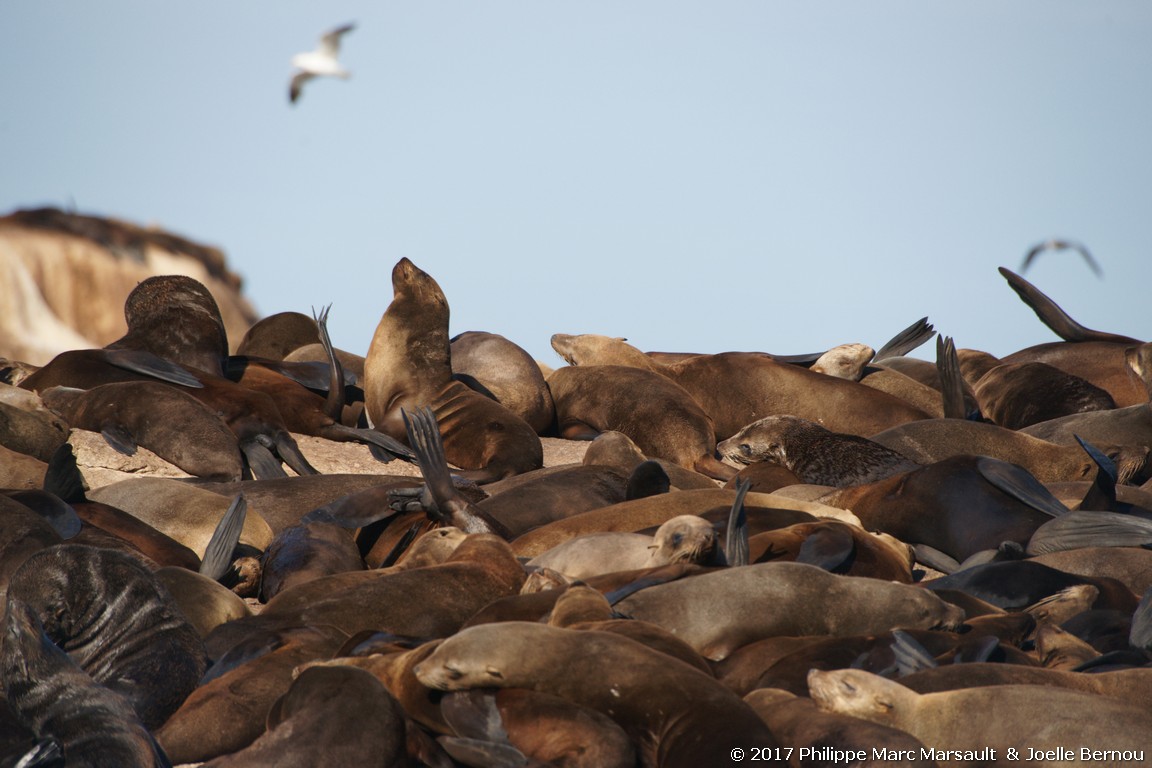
[235,310,321,360]
[614,561,965,661]
[899,662,1152,710]
[550,333,934,439]
[974,361,1117,430]
[363,258,542,483]
[809,668,1152,761]
[450,330,556,435]
[257,519,365,602]
[0,384,69,462]
[718,415,920,487]
[415,621,782,765]
[581,429,720,490]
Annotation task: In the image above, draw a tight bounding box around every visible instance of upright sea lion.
[809,668,1152,761]
[613,561,965,660]
[718,415,920,487]
[364,258,542,483]
[7,544,207,730]
[415,622,782,765]
[1,599,170,768]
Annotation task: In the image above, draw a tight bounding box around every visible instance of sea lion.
[363,258,542,483]
[257,519,365,602]
[613,561,965,661]
[921,560,1139,614]
[7,544,206,731]
[551,334,934,439]
[153,566,251,639]
[450,330,556,435]
[547,363,735,481]
[718,415,920,487]
[747,520,915,582]
[235,310,321,360]
[1030,547,1152,596]
[198,665,407,768]
[809,668,1152,761]
[581,429,720,490]
[809,343,874,380]
[1,598,170,767]
[899,662,1152,710]
[40,382,244,482]
[0,384,69,462]
[414,621,782,765]
[973,361,1117,430]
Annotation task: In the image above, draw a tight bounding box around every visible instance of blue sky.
[2,2,1149,365]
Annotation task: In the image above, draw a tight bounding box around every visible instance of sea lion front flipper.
[101,348,205,388]
[976,456,1069,518]
[1026,510,1152,555]
[441,689,510,742]
[794,524,856,574]
[1074,434,1118,511]
[200,494,247,581]
[874,316,936,361]
[724,477,751,567]
[42,443,86,504]
[99,423,139,456]
[271,433,320,477]
[998,267,1141,344]
[935,335,970,420]
[437,737,528,768]
[3,490,81,540]
[325,423,417,463]
[911,543,961,574]
[954,634,1001,664]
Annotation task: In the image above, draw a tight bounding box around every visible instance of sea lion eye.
[672,533,684,547]
[739,444,751,456]
[445,665,463,681]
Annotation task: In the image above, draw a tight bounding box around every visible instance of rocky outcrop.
[0,207,259,365]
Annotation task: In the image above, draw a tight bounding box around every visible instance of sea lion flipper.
[935,335,969,420]
[9,738,64,768]
[378,520,425,568]
[326,423,416,463]
[1128,585,1152,654]
[1027,510,1152,555]
[312,304,346,422]
[874,316,936,361]
[911,543,961,574]
[794,524,856,574]
[441,689,510,742]
[101,348,204,388]
[998,267,1140,344]
[724,478,751,567]
[1073,434,1118,511]
[5,490,82,540]
[240,440,288,480]
[886,629,939,677]
[200,495,247,582]
[43,443,87,504]
[975,456,1069,518]
[99,424,139,456]
[272,434,320,477]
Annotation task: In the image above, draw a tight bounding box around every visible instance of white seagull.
[289,23,355,105]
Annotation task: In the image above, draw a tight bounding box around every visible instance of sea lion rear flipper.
[99,423,139,456]
[437,737,527,768]
[1026,510,1152,555]
[1128,585,1152,654]
[240,440,288,480]
[794,524,856,574]
[312,304,346,422]
[911,543,961,574]
[976,456,1069,518]
[724,477,751,567]
[101,348,204,388]
[935,335,970,420]
[200,495,247,582]
[271,433,320,477]
[1073,434,1118,511]
[874,316,936,361]
[324,423,416,463]
[998,267,1141,344]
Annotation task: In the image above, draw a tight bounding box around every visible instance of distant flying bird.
[1020,238,1102,278]
[289,23,355,104]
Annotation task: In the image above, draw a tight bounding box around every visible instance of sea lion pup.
[973,361,1117,430]
[450,330,556,435]
[364,258,543,483]
[198,666,408,768]
[718,414,920,487]
[547,363,736,481]
[1,599,170,768]
[809,668,1152,762]
[550,333,933,440]
[7,544,206,731]
[414,622,782,765]
[40,382,244,481]
[613,561,965,661]
[527,515,722,580]
[744,689,935,768]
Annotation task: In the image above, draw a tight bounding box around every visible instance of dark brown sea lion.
[744,689,935,768]
[613,562,965,661]
[1030,547,1152,596]
[551,334,933,440]
[364,258,542,483]
[198,665,408,768]
[0,496,62,607]
[415,622,782,764]
[450,330,556,435]
[7,544,206,730]
[258,519,365,602]
[1,598,170,767]
[547,363,735,481]
[809,668,1152,760]
[748,520,915,582]
[40,383,243,481]
[718,415,920,487]
[973,361,1117,430]
[235,310,321,360]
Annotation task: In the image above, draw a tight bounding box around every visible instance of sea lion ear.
[485,666,504,680]
[615,337,628,342]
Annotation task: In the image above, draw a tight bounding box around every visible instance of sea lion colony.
[1,261,1151,766]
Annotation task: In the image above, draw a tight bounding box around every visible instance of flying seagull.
[1021,238,1102,278]
[289,23,355,104]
